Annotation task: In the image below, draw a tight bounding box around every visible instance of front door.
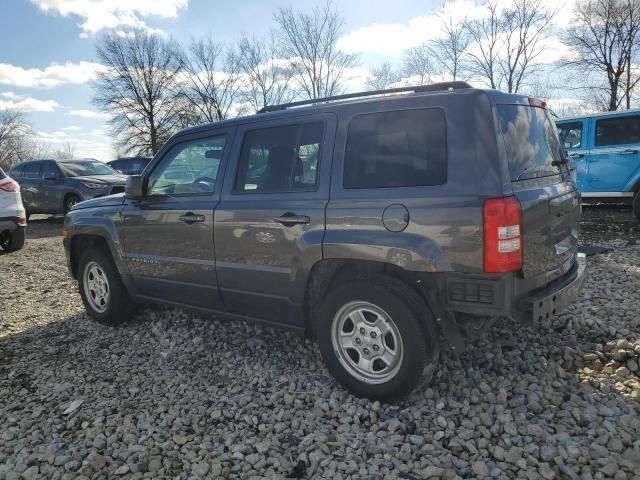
[119,130,232,309]
[588,113,640,191]
[214,115,335,326]
[557,119,589,191]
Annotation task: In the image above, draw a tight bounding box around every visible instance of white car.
[0,166,26,252]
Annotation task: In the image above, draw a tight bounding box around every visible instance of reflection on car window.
[24,162,42,179]
[234,122,323,193]
[147,136,226,195]
[497,105,562,181]
[557,122,583,149]
[595,115,640,146]
[42,162,59,178]
[59,161,117,177]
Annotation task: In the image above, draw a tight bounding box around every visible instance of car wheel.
[317,274,439,400]
[64,195,80,215]
[0,227,25,252]
[633,191,640,222]
[78,248,133,326]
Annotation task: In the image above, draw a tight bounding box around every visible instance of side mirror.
[44,172,58,181]
[125,175,144,199]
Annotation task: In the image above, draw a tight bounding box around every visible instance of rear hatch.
[496,103,580,278]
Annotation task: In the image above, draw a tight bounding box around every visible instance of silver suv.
[63,83,587,399]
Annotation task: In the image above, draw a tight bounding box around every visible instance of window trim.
[342,107,448,190]
[594,114,640,147]
[231,119,326,195]
[144,132,229,198]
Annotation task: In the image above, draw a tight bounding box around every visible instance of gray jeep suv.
[63,82,587,400]
[10,159,126,216]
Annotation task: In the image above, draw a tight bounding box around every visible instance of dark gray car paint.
[11,160,126,214]
[64,87,582,330]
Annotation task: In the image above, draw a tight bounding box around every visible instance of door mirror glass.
[125,175,144,198]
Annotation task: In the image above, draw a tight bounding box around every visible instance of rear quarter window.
[497,105,562,182]
[343,108,447,189]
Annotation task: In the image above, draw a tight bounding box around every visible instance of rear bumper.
[0,216,23,233]
[518,253,587,321]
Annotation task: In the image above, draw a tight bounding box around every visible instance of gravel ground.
[0,208,639,480]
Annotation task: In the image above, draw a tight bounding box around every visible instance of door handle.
[179,212,205,224]
[620,148,638,155]
[273,212,310,226]
[568,152,584,158]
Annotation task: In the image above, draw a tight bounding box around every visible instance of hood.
[72,193,126,211]
[70,174,127,185]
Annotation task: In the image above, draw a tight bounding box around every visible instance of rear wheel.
[64,195,80,215]
[317,275,439,400]
[633,191,640,222]
[0,227,25,252]
[78,248,133,326]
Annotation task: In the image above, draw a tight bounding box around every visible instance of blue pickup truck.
[556,110,640,220]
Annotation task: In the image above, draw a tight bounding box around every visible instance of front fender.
[623,170,640,194]
[64,207,132,290]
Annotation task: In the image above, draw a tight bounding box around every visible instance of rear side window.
[109,160,126,173]
[497,105,562,181]
[10,165,24,178]
[234,122,324,193]
[595,115,640,146]
[24,162,42,179]
[557,122,583,149]
[344,108,447,189]
[130,158,147,174]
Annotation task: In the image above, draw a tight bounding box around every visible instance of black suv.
[63,83,587,400]
[10,159,126,215]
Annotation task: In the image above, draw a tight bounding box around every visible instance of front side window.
[497,105,562,181]
[147,136,226,195]
[557,122,583,149]
[42,162,59,178]
[595,115,640,146]
[234,122,324,193]
[59,161,117,177]
[344,109,447,189]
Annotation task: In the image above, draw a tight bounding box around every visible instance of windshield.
[59,161,118,177]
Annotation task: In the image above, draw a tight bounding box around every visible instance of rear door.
[556,119,589,191]
[119,129,233,309]
[214,115,334,326]
[497,104,579,278]
[20,162,42,212]
[587,113,640,192]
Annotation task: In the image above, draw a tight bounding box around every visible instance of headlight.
[82,182,105,189]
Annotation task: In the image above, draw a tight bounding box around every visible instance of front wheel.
[64,195,80,215]
[78,248,133,326]
[0,227,25,252]
[317,275,439,400]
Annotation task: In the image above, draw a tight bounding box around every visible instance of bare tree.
[0,109,26,168]
[237,34,296,112]
[465,0,503,89]
[274,2,359,99]
[53,142,75,160]
[183,36,244,123]
[428,13,470,81]
[403,44,435,85]
[93,29,185,156]
[563,0,640,111]
[365,62,401,90]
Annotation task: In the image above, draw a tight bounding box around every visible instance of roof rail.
[257,81,473,113]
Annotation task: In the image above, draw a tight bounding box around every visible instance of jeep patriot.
[63,82,587,400]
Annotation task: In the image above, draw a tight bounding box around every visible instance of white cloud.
[30,0,188,36]
[61,125,81,131]
[34,128,114,161]
[338,0,577,56]
[0,61,105,88]
[0,97,59,112]
[67,109,108,119]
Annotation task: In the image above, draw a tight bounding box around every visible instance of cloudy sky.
[0,0,577,161]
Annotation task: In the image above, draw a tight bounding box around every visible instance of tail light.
[0,178,20,192]
[17,217,27,226]
[483,196,523,273]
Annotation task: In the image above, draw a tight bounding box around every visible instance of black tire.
[633,191,640,222]
[317,274,439,400]
[0,227,25,252]
[64,195,80,215]
[78,248,133,326]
